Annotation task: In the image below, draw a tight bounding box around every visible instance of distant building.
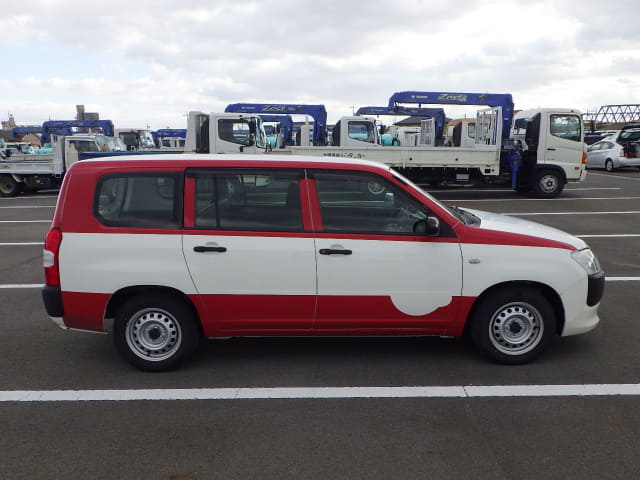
[76,105,100,121]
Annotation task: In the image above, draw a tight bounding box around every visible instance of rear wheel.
[113,294,200,371]
[470,287,556,365]
[605,159,614,172]
[0,175,20,197]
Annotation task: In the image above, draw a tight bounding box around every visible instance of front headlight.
[571,248,602,275]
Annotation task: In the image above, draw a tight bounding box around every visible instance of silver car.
[587,131,640,171]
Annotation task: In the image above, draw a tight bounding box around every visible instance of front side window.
[69,139,99,152]
[193,169,303,231]
[550,115,581,142]
[313,171,428,234]
[95,173,182,228]
[218,119,254,146]
[347,121,377,143]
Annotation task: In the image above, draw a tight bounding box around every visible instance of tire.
[533,169,563,198]
[605,159,614,172]
[113,294,200,371]
[470,287,556,365]
[0,175,20,197]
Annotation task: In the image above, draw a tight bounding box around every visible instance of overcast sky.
[1,0,639,130]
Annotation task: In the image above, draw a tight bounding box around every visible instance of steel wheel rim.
[539,174,558,194]
[488,302,544,355]
[125,308,182,361]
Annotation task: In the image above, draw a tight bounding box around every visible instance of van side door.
[182,168,316,333]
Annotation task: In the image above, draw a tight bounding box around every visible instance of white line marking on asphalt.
[587,172,640,181]
[0,242,44,246]
[450,196,640,202]
[0,220,50,223]
[0,205,55,209]
[1,384,639,402]
[0,284,43,289]
[606,277,640,281]
[506,211,640,216]
[0,195,58,200]
[577,234,640,238]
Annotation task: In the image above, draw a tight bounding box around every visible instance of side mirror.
[414,216,440,236]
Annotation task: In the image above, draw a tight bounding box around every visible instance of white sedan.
[587,138,640,171]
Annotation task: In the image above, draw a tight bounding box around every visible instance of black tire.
[113,294,200,371]
[533,169,563,198]
[605,159,614,172]
[470,287,556,365]
[0,175,20,197]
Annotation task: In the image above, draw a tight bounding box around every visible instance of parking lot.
[1,169,639,479]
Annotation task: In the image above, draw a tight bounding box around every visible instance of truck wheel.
[605,160,614,172]
[470,287,556,365]
[113,294,200,371]
[533,170,563,197]
[0,175,20,197]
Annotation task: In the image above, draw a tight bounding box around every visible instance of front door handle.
[319,248,352,255]
[547,147,556,151]
[194,245,227,253]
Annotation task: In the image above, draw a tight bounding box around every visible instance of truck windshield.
[253,118,267,149]
[348,121,377,143]
[139,131,156,149]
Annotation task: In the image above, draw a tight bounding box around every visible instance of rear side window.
[192,169,303,232]
[94,172,183,228]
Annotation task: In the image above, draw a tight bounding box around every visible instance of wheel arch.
[464,280,565,336]
[104,285,202,334]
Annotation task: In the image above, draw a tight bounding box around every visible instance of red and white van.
[42,154,604,370]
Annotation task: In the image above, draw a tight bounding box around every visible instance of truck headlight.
[571,248,602,275]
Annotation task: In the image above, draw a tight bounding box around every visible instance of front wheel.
[113,294,200,371]
[470,287,556,365]
[533,169,563,198]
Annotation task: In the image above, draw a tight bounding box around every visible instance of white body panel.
[59,233,196,294]
[290,145,501,174]
[315,238,462,316]
[182,235,317,295]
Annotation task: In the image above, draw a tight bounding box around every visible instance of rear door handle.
[194,245,227,253]
[319,248,352,255]
[547,147,556,151]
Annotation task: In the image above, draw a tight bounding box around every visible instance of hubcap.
[489,302,544,355]
[539,174,558,194]
[125,308,181,361]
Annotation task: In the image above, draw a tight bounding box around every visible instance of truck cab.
[331,116,381,147]
[185,112,268,154]
[512,109,587,196]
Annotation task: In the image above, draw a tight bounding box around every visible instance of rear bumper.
[42,285,64,318]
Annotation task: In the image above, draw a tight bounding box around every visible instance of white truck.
[187,97,587,197]
[0,135,104,196]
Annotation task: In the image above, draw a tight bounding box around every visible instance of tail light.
[43,228,62,286]
[582,152,588,164]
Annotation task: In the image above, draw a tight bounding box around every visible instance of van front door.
[310,171,463,332]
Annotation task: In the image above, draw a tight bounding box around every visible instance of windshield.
[253,117,267,149]
[139,130,155,149]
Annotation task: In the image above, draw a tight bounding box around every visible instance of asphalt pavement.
[1,169,639,479]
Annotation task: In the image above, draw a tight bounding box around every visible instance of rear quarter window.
[94,172,183,228]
